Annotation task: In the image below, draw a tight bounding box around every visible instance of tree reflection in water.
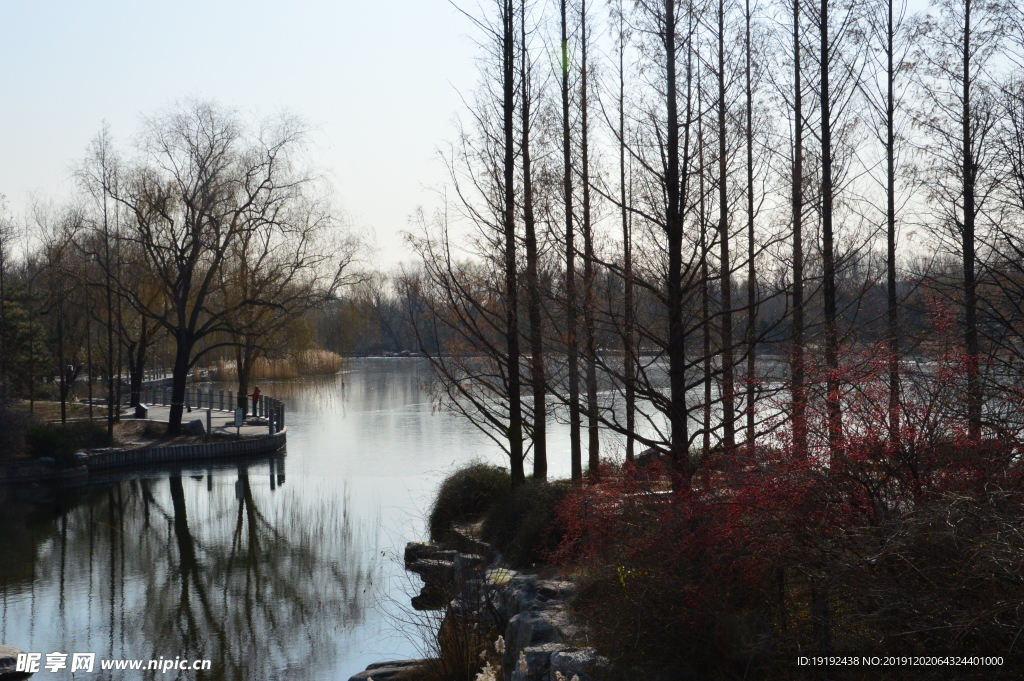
[0,457,376,680]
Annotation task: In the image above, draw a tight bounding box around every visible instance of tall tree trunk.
[99,136,117,440]
[962,0,981,440]
[87,317,94,420]
[502,0,525,486]
[58,310,67,425]
[885,0,900,441]
[115,252,124,421]
[521,0,547,481]
[127,319,150,409]
[167,333,191,437]
[717,0,736,451]
[581,0,600,474]
[820,0,842,454]
[791,0,807,455]
[128,323,148,409]
[664,0,689,479]
[699,82,712,459]
[0,238,7,387]
[236,340,257,412]
[618,0,636,462]
[28,277,36,414]
[702,185,712,459]
[745,0,757,454]
[561,0,582,481]
[105,225,116,439]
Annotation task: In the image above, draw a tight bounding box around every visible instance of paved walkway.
[129,404,275,437]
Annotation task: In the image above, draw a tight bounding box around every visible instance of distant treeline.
[0,102,360,436]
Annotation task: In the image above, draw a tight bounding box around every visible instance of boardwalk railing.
[139,385,286,433]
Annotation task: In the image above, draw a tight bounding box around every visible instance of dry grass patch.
[17,401,96,421]
[213,349,343,381]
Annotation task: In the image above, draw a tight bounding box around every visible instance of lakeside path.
[3,403,286,483]
[125,404,275,438]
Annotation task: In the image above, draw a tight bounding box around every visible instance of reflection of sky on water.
[0,468,379,681]
[0,357,797,679]
[0,359,555,680]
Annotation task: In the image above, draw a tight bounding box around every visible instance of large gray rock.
[404,541,435,563]
[551,648,610,681]
[183,419,206,436]
[510,643,565,681]
[0,645,31,679]
[503,611,561,678]
[535,580,575,602]
[491,573,593,681]
[502,574,541,617]
[348,659,430,681]
[539,604,582,643]
[407,553,487,588]
[406,544,491,610]
[406,558,456,585]
[449,578,505,627]
[411,584,448,611]
[451,524,495,557]
[365,660,430,670]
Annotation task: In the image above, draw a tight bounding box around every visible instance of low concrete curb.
[85,430,287,471]
[0,431,286,485]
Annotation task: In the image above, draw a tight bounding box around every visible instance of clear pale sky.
[0,0,479,267]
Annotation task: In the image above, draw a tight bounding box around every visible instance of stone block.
[0,645,30,679]
[348,659,429,681]
[551,647,610,681]
[503,611,561,678]
[183,419,206,436]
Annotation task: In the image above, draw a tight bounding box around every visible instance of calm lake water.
[0,358,589,681]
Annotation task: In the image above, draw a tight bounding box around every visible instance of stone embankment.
[347,659,431,681]
[349,526,607,681]
[85,430,286,470]
[0,430,286,486]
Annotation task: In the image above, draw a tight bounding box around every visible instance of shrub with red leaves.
[551,377,1024,678]
[541,295,1024,678]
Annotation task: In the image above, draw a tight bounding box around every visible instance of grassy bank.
[15,401,94,421]
[1,391,110,463]
[24,421,108,464]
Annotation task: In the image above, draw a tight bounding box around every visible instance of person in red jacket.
[250,386,261,416]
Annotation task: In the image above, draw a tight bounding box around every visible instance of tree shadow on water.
[0,461,376,680]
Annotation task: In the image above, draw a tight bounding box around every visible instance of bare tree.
[79,126,125,435]
[742,0,761,451]
[34,204,89,424]
[500,0,525,484]
[815,0,864,453]
[713,0,737,450]
[520,0,548,480]
[416,0,526,486]
[219,192,359,411]
[860,0,913,440]
[559,0,584,480]
[112,102,338,435]
[614,0,637,461]
[0,197,13,388]
[626,0,701,479]
[790,0,809,455]
[914,0,1007,439]
[580,0,602,473]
